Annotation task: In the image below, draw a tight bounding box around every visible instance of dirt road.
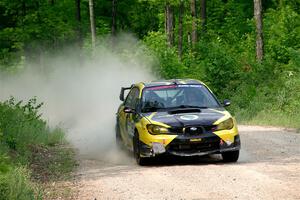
[74,126,300,200]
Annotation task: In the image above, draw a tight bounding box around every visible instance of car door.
[119,87,139,147]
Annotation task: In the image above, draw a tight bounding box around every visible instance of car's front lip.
[166,135,241,156]
[139,133,241,157]
[166,146,240,157]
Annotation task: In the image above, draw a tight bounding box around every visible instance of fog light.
[152,142,166,154]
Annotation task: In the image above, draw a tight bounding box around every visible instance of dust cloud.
[0,36,155,164]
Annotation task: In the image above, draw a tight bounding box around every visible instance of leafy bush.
[0,166,41,200]
[143,31,186,78]
[0,97,63,155]
[0,97,73,199]
[264,6,300,64]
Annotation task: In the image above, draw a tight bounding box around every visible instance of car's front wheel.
[221,150,239,162]
[133,131,147,166]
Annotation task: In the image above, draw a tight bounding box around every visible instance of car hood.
[143,108,227,127]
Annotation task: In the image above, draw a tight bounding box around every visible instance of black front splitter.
[167,146,240,157]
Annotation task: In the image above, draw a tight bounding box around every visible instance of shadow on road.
[142,154,233,167]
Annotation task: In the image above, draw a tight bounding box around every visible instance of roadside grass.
[30,144,78,200]
[0,97,77,200]
[0,145,77,200]
[29,144,77,182]
[42,181,77,200]
[0,166,42,200]
[229,79,300,133]
[235,110,300,132]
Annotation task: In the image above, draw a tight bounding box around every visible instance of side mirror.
[119,86,131,101]
[223,99,231,107]
[124,107,135,113]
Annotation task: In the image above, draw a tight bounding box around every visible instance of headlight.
[147,124,169,135]
[216,118,234,131]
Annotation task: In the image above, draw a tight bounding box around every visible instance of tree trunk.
[75,0,82,44]
[75,0,81,23]
[165,2,174,47]
[22,0,29,64]
[112,0,117,36]
[111,0,117,48]
[190,0,197,45]
[178,1,184,60]
[88,0,96,50]
[254,0,264,61]
[75,0,83,66]
[200,0,206,33]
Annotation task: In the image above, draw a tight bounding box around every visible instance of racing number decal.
[118,106,128,143]
[126,113,135,137]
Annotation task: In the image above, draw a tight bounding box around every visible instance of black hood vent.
[168,108,201,115]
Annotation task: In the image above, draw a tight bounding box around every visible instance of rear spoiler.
[119,86,132,101]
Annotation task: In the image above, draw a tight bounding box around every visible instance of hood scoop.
[168,108,201,115]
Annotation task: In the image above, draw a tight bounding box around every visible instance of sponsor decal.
[190,127,197,131]
[147,84,202,90]
[178,84,202,88]
[190,138,202,142]
[179,115,199,120]
[147,85,177,90]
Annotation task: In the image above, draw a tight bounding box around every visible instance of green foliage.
[141,1,300,128]
[143,31,186,78]
[264,6,300,64]
[46,128,65,147]
[0,97,64,154]
[0,152,11,174]
[0,0,82,69]
[0,97,74,199]
[0,167,41,200]
[193,40,241,96]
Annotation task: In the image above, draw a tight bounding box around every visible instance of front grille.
[204,125,216,132]
[169,127,183,134]
[167,136,220,153]
[185,126,204,135]
[169,125,216,135]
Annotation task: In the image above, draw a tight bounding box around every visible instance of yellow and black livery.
[116,79,241,165]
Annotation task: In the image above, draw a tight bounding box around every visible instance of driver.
[185,89,202,106]
[143,91,165,108]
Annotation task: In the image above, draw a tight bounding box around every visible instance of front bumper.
[139,134,241,157]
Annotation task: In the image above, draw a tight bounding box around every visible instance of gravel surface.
[75,125,300,200]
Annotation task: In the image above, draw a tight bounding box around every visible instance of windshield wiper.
[142,106,164,112]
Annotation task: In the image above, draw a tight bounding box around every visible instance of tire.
[222,150,239,163]
[133,131,147,166]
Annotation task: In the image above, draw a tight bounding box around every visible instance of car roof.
[138,79,204,88]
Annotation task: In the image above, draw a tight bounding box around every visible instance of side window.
[124,88,135,107]
[125,88,139,109]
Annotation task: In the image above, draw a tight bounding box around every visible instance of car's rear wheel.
[221,150,239,162]
[133,131,147,166]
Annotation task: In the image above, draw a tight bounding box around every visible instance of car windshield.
[141,84,220,112]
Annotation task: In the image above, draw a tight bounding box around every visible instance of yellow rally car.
[116,79,241,165]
